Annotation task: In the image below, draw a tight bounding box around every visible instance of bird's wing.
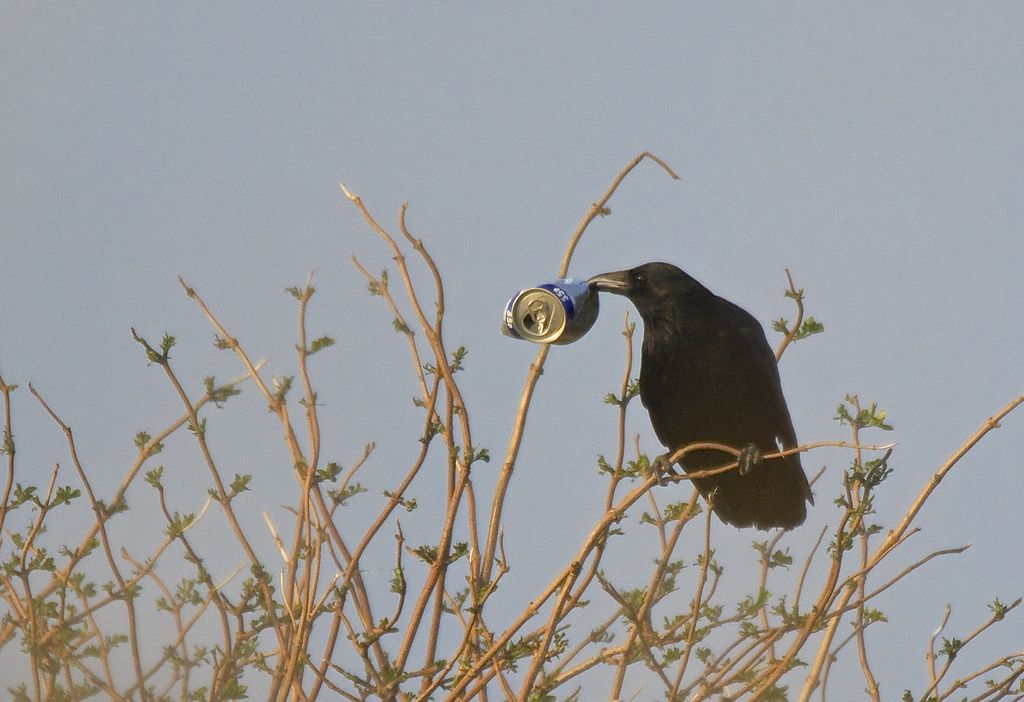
[728,308,801,452]
[732,315,812,503]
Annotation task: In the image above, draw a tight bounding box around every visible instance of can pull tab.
[502,279,597,344]
[521,298,553,335]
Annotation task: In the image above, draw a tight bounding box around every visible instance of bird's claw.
[651,453,678,484]
[737,444,762,476]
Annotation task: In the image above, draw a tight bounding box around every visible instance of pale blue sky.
[2,3,1023,697]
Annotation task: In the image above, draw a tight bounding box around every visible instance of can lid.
[508,288,567,343]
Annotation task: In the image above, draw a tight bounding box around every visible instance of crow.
[588,262,812,530]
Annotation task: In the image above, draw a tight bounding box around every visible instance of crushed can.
[501,278,599,345]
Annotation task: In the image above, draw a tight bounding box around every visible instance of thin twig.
[775,269,805,361]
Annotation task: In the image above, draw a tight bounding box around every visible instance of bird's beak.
[588,270,632,295]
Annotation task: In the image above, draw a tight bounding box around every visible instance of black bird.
[588,262,812,530]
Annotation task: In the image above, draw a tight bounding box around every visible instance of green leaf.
[159,333,176,360]
[327,483,366,507]
[366,269,389,297]
[664,501,698,522]
[835,396,893,431]
[165,512,196,538]
[624,377,640,401]
[145,466,164,489]
[13,483,39,508]
[309,336,335,354]
[737,588,771,618]
[450,345,469,372]
[797,316,825,338]
[316,462,343,483]
[204,376,241,406]
[1,427,14,456]
[390,567,405,594]
[940,636,963,659]
[413,545,438,564]
[383,490,417,512]
[188,416,207,439]
[464,445,490,466]
[988,597,1021,620]
[53,485,80,506]
[861,607,887,624]
[229,473,252,497]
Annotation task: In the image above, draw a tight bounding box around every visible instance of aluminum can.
[501,278,600,345]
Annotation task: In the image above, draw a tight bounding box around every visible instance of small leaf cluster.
[142,333,177,364]
[753,540,793,570]
[135,430,165,456]
[204,376,242,406]
[328,483,367,508]
[835,395,893,432]
[383,490,417,512]
[366,268,389,296]
[603,377,640,408]
[462,444,490,467]
[771,316,825,341]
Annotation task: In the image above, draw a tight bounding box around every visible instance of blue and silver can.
[501,278,600,345]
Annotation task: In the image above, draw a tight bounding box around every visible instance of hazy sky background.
[3,3,1023,697]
